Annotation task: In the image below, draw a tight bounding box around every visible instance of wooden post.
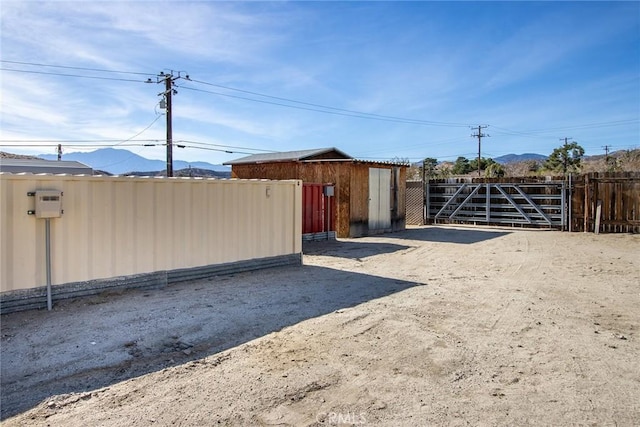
[583,174,590,233]
[595,200,602,234]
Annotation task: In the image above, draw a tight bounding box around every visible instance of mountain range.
[34,148,547,174]
[493,153,547,164]
[38,148,230,175]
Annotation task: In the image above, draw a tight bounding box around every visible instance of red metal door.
[302,183,335,234]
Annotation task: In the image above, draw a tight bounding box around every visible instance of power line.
[0,139,277,153]
[179,84,464,126]
[0,143,161,148]
[491,119,639,138]
[1,61,470,128]
[178,140,276,153]
[113,114,164,147]
[0,67,147,83]
[0,139,160,143]
[187,78,470,128]
[0,60,154,77]
[179,144,255,155]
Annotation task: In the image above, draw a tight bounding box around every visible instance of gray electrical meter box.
[35,190,63,218]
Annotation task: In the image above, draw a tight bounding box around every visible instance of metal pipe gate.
[426,181,566,229]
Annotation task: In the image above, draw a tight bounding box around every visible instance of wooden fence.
[571,172,640,233]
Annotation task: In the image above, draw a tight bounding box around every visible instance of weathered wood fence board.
[572,172,640,233]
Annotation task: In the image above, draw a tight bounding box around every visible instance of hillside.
[493,153,547,164]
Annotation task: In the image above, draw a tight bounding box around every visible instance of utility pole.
[471,125,489,177]
[603,145,613,171]
[164,74,173,177]
[560,137,573,175]
[150,71,189,177]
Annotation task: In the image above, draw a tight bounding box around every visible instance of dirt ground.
[1,225,639,426]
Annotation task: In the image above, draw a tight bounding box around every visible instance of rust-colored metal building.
[225,148,407,238]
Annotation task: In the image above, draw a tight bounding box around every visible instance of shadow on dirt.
[303,239,412,259]
[0,264,421,420]
[303,227,511,260]
[382,226,512,244]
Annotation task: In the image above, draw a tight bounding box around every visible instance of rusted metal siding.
[1,174,302,293]
[302,183,335,234]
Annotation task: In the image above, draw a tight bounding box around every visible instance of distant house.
[0,158,93,175]
[225,147,408,238]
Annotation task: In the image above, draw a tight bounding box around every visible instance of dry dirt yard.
[1,225,639,426]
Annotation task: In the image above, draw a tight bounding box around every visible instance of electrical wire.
[2,61,469,128]
[0,139,160,143]
[491,119,639,138]
[178,144,254,155]
[178,84,467,127]
[113,114,163,147]
[0,143,160,148]
[3,61,637,158]
[0,67,148,83]
[0,139,276,154]
[0,60,155,77]
[186,78,471,128]
[177,140,276,153]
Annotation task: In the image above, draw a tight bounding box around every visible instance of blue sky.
[1,1,639,165]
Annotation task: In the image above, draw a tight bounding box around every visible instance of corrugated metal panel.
[302,183,336,235]
[1,175,302,293]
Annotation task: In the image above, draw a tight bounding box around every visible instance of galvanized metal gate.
[426,181,566,228]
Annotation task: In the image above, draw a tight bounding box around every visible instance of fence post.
[583,174,590,233]
[424,179,430,225]
[568,174,572,232]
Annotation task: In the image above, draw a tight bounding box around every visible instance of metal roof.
[224,147,352,165]
[0,158,93,175]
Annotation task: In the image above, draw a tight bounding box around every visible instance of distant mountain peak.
[494,153,547,164]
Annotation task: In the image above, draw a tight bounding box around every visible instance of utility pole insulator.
[471,125,489,177]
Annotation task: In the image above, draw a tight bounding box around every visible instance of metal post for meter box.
[45,218,52,311]
[29,190,63,311]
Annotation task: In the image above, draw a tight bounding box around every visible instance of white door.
[368,168,391,231]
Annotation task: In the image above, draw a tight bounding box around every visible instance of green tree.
[437,165,452,178]
[544,141,585,175]
[485,162,505,178]
[422,157,438,179]
[469,157,497,174]
[452,156,472,175]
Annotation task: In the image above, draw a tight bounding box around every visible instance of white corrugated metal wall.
[0,174,302,293]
